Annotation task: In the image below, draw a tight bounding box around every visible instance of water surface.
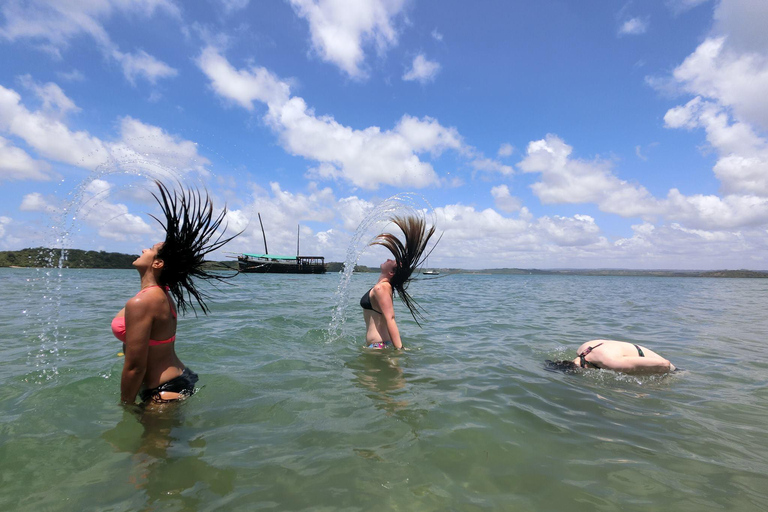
[1,269,766,511]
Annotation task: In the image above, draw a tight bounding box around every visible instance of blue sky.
[1,0,767,269]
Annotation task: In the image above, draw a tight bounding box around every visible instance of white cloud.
[0,1,179,84]
[392,114,461,155]
[219,0,251,14]
[20,192,62,214]
[713,0,768,54]
[402,54,441,84]
[198,47,468,189]
[0,1,180,46]
[471,157,514,175]
[657,0,768,239]
[536,214,603,247]
[198,46,291,110]
[520,131,768,232]
[112,117,211,176]
[672,36,768,131]
[19,179,160,242]
[0,216,10,240]
[288,0,406,79]
[0,84,108,168]
[665,0,710,14]
[18,75,80,118]
[0,83,211,180]
[216,187,618,268]
[335,195,375,231]
[423,203,621,268]
[273,98,445,189]
[490,185,521,213]
[77,179,155,241]
[56,69,86,82]
[497,143,514,157]
[223,181,347,258]
[518,134,660,217]
[431,28,443,41]
[0,136,52,181]
[664,97,768,196]
[435,204,529,257]
[112,49,178,85]
[664,189,768,229]
[618,17,649,36]
[614,220,768,269]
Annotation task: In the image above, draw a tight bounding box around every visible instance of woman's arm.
[120,297,152,404]
[374,283,403,349]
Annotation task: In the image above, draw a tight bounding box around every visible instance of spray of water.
[23,140,209,381]
[325,193,437,343]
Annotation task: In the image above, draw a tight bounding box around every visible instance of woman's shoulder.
[127,287,167,310]
[373,281,392,293]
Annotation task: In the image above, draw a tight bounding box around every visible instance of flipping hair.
[150,181,240,315]
[370,215,438,325]
[544,360,579,372]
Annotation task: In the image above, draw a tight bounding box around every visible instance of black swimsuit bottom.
[140,368,199,403]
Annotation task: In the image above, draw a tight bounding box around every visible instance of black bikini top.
[360,288,382,314]
[578,342,645,369]
[578,343,604,369]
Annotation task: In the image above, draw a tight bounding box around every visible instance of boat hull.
[237,256,326,274]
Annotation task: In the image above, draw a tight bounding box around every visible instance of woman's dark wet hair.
[544,360,579,372]
[370,214,439,325]
[150,180,240,315]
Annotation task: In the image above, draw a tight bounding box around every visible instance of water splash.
[22,140,205,381]
[23,257,65,381]
[325,193,436,343]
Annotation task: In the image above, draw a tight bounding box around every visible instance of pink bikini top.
[111,285,177,346]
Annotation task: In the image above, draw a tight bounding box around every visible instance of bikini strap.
[578,342,604,358]
[577,342,604,368]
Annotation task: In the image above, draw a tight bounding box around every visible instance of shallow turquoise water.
[1,268,767,511]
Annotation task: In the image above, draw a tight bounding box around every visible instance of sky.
[1,0,767,270]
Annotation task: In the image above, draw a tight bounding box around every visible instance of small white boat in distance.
[422,257,440,275]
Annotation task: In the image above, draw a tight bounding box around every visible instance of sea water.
[1,268,766,511]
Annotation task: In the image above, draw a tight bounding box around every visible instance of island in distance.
[1,248,766,279]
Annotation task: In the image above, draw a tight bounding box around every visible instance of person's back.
[571,339,675,373]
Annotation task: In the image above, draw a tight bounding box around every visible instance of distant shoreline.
[394,267,768,278]
[1,248,766,277]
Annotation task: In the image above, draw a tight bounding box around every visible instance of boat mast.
[258,213,268,255]
[296,224,300,257]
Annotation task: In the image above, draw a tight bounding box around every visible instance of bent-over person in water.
[547,339,676,374]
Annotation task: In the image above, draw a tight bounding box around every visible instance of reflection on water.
[2,269,768,511]
[102,404,235,509]
[347,351,408,415]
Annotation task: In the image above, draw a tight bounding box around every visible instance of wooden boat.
[237,253,326,273]
[236,214,326,274]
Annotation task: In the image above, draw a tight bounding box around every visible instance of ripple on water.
[2,270,768,511]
